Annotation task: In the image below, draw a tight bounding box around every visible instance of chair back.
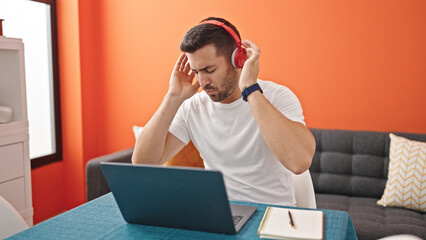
[0,195,29,239]
[292,170,317,209]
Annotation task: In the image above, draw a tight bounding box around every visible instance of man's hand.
[133,54,195,165]
[239,40,260,91]
[168,53,200,101]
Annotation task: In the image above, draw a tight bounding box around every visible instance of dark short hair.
[180,17,241,63]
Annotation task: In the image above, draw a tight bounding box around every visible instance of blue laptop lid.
[100,162,237,234]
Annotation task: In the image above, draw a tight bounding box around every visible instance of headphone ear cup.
[231,48,239,68]
[231,47,247,68]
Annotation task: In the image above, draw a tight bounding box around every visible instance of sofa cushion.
[377,134,425,212]
[310,129,426,199]
[316,193,426,240]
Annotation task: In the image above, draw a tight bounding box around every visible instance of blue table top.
[9,193,357,239]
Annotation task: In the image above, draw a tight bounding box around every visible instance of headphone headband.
[198,19,247,68]
[200,20,242,48]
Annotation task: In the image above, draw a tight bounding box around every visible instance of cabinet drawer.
[0,177,26,212]
[0,142,24,183]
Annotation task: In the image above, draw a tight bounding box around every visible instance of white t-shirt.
[169,80,305,206]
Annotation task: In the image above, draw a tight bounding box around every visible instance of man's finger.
[244,48,260,60]
[183,60,191,74]
[242,40,252,48]
[192,79,200,90]
[242,40,259,52]
[179,54,188,72]
[174,53,186,71]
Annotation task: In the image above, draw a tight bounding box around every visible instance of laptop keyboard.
[233,215,244,225]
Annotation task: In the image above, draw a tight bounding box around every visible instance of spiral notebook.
[257,207,324,240]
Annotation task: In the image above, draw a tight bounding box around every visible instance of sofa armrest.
[86,148,134,201]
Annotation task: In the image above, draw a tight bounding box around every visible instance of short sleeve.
[169,100,191,145]
[266,83,306,126]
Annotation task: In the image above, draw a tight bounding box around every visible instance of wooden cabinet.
[0,36,33,226]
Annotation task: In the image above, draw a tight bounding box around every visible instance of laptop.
[100,162,257,234]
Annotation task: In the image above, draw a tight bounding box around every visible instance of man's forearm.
[247,91,316,174]
[131,94,184,165]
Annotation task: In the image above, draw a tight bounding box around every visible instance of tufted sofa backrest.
[308,128,426,198]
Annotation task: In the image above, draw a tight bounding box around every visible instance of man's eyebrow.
[191,65,215,72]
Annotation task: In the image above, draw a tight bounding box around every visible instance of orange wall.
[96,0,426,156]
[30,0,426,224]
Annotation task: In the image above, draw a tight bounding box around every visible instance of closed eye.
[191,66,216,75]
[192,69,215,75]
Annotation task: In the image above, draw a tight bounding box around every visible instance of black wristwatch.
[241,83,263,101]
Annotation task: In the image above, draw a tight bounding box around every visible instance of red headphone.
[200,20,247,68]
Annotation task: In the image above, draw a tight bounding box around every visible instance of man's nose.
[197,72,211,88]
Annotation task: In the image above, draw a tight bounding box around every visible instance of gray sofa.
[86,128,426,239]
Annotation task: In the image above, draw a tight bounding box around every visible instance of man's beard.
[204,66,239,102]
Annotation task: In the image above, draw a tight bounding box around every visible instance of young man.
[132,17,316,206]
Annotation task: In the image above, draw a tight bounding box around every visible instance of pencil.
[288,210,295,228]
